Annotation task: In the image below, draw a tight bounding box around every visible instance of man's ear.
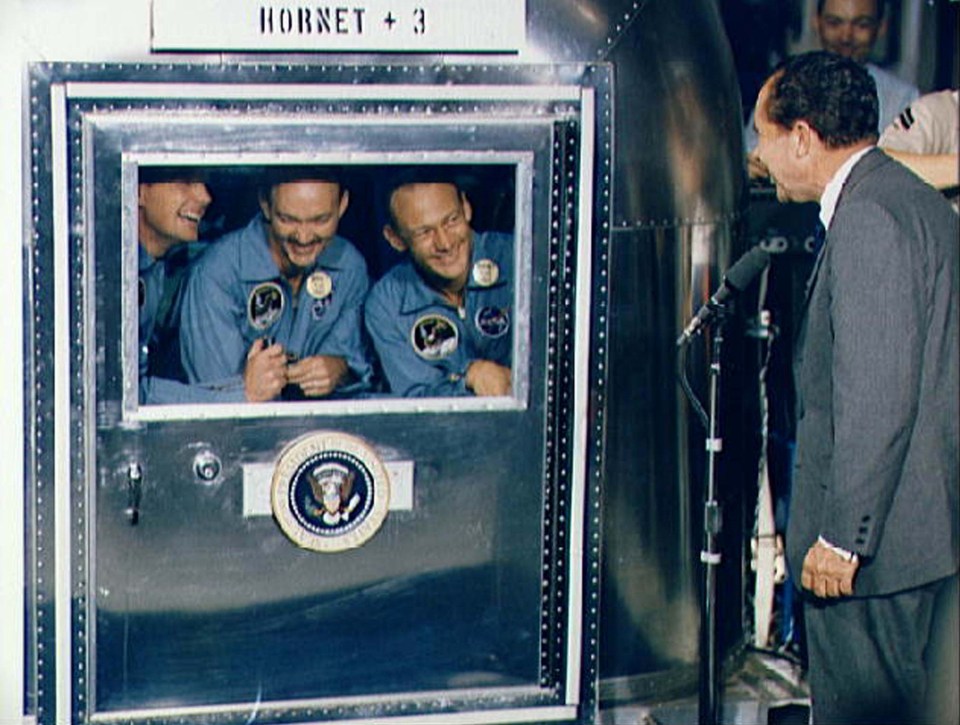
[460,192,473,225]
[383,224,408,252]
[259,195,272,221]
[338,188,350,218]
[793,121,814,158]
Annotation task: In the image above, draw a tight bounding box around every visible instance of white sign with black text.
[152,0,526,52]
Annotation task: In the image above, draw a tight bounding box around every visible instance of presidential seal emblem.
[472,259,499,287]
[411,314,459,360]
[306,270,333,300]
[271,431,390,553]
[248,282,284,331]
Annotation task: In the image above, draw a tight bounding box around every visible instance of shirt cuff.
[818,535,859,563]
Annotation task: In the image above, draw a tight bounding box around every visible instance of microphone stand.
[678,304,729,725]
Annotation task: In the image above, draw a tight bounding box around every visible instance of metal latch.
[125,462,142,525]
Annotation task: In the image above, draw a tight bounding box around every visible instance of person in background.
[138,168,213,404]
[753,51,958,724]
[745,0,918,178]
[879,89,959,198]
[179,168,371,402]
[365,173,513,398]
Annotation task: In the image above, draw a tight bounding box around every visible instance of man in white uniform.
[879,89,959,197]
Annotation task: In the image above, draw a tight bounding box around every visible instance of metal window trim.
[112,145,538,421]
[65,82,583,103]
[564,85,595,706]
[89,687,573,725]
[51,80,73,725]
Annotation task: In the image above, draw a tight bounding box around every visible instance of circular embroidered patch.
[271,431,390,553]
[475,306,510,338]
[248,282,284,331]
[410,314,459,360]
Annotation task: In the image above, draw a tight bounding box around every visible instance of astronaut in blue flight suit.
[365,178,513,397]
[138,170,218,404]
[179,171,371,402]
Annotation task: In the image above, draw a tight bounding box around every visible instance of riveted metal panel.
[25,61,611,725]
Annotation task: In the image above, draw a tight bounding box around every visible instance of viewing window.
[124,157,535,420]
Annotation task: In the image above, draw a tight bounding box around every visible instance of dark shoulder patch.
[898,107,915,130]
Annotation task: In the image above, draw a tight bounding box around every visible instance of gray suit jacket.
[786,148,959,597]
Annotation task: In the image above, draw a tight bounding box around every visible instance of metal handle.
[125,462,142,525]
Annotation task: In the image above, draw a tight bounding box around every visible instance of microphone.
[676,246,771,346]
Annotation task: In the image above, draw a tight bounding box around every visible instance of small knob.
[193,450,222,483]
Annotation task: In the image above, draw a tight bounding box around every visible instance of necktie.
[811,220,827,257]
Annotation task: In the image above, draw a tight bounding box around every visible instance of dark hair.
[138,166,209,184]
[764,51,879,148]
[816,0,885,20]
[257,165,345,204]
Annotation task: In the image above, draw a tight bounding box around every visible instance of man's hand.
[286,355,347,398]
[465,360,511,396]
[244,339,289,402]
[801,540,859,599]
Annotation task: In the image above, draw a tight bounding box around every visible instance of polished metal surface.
[24,0,750,722]
[597,0,749,691]
[527,0,750,699]
[528,0,743,226]
[26,62,612,724]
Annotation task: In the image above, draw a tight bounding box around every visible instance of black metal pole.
[698,321,724,725]
[678,303,729,725]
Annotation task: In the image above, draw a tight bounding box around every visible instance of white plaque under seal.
[270,431,391,553]
[244,459,412,516]
[152,0,526,53]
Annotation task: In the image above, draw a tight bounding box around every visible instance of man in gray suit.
[753,51,958,724]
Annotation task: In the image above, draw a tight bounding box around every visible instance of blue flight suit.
[139,242,225,404]
[179,216,372,400]
[364,231,513,397]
